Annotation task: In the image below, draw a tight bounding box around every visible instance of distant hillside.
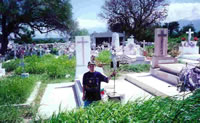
[178,19,200,31]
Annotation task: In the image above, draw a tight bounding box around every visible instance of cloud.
[77,18,107,29]
[166,3,200,22]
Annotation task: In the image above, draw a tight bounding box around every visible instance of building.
[90,32,125,47]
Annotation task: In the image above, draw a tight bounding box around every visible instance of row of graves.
[37,28,200,119]
[0,42,76,78]
[5,41,75,60]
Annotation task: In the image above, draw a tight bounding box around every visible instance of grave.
[123,28,191,98]
[152,28,177,68]
[178,28,200,64]
[179,28,198,55]
[119,36,150,64]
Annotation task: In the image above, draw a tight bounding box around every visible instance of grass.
[38,89,200,122]
[0,54,76,121]
[103,64,151,79]
[0,75,39,105]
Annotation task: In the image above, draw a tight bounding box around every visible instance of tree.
[180,24,195,35]
[0,0,74,55]
[163,21,180,37]
[99,0,168,41]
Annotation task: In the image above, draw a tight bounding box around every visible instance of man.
[82,61,116,107]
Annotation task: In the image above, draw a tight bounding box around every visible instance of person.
[82,61,116,107]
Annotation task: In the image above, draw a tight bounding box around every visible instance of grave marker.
[152,28,177,68]
[75,36,91,66]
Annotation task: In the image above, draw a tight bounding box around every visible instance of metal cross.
[77,37,89,65]
[158,30,167,56]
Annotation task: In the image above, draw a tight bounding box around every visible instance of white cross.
[77,37,89,65]
[130,35,134,39]
[186,28,194,42]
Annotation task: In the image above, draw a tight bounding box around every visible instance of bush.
[145,46,154,57]
[0,75,38,105]
[2,59,20,72]
[95,50,111,65]
[119,64,150,73]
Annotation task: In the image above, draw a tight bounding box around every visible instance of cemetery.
[0,0,200,122]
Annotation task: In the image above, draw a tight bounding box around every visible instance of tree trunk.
[0,35,8,55]
[0,14,9,55]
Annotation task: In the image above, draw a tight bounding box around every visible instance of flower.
[194,37,199,41]
[181,37,186,41]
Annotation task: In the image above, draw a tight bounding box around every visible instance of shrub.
[145,46,154,57]
[0,75,38,105]
[2,59,20,72]
[119,64,150,73]
[95,50,111,65]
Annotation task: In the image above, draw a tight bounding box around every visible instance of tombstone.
[152,28,177,68]
[75,36,91,66]
[0,62,5,77]
[112,33,120,49]
[127,35,135,45]
[179,28,198,55]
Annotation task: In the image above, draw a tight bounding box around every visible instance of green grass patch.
[39,89,200,122]
[3,54,75,80]
[119,64,150,73]
[0,75,39,105]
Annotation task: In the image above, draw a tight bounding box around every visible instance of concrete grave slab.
[125,73,185,98]
[38,82,76,119]
[101,77,153,104]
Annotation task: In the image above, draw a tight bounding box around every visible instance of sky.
[71,0,200,33]
[36,0,200,38]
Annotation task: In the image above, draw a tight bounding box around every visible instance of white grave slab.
[75,36,91,66]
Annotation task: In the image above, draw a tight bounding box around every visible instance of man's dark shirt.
[83,71,108,101]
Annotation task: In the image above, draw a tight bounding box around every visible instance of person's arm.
[100,71,116,83]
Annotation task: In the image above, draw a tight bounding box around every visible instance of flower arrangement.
[194,37,199,41]
[181,37,186,41]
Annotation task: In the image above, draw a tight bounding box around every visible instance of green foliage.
[2,59,20,72]
[119,64,150,73]
[0,0,75,54]
[39,89,200,122]
[13,54,76,79]
[50,48,58,55]
[145,45,154,57]
[95,50,111,65]
[0,75,38,105]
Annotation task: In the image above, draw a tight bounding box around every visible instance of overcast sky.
[36,0,200,38]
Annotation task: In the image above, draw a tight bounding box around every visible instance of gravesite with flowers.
[1,0,200,122]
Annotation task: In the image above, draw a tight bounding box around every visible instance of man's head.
[88,61,96,72]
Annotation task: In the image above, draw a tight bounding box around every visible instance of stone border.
[0,81,41,108]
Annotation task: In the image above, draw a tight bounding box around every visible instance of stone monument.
[75,36,91,66]
[152,28,177,68]
[179,28,199,54]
